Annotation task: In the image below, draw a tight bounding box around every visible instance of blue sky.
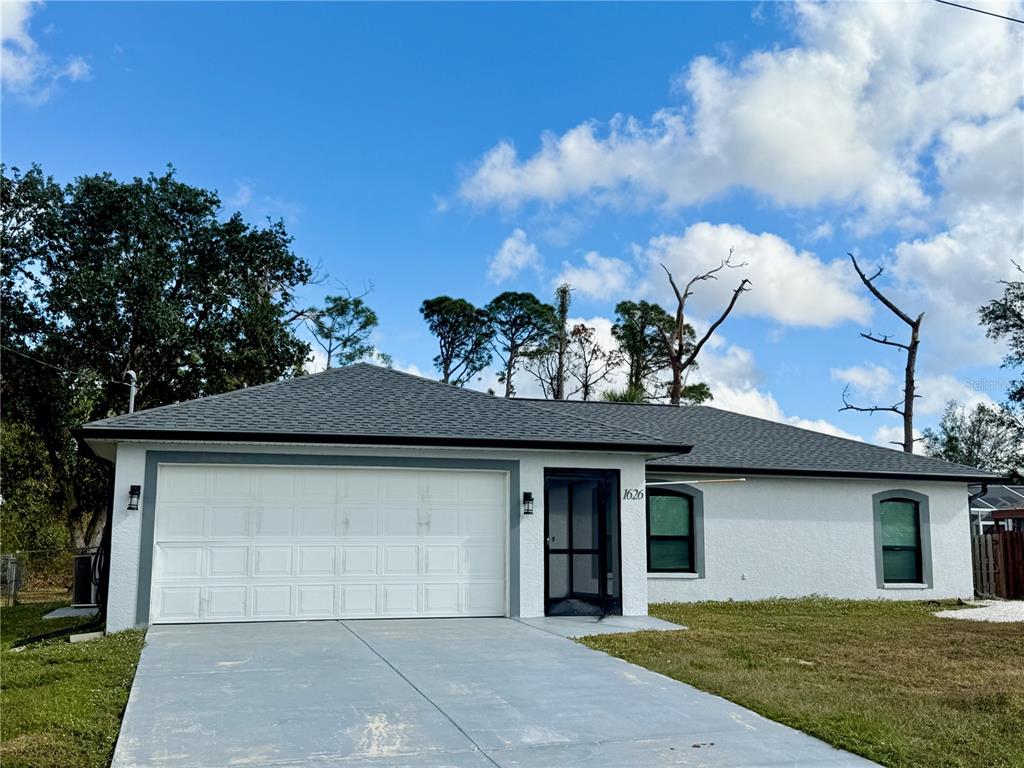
[3,1,1022,445]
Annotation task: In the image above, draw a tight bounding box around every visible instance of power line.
[933,0,1024,24]
[0,344,131,387]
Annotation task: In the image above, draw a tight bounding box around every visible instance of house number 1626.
[623,488,645,500]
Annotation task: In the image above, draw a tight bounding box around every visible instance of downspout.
[968,483,989,537]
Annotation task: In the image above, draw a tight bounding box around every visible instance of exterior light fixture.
[127,485,141,511]
[522,491,534,515]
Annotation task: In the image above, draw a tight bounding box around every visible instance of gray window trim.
[137,451,520,625]
[645,482,705,579]
[872,489,932,588]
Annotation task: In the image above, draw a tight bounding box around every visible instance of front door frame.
[543,468,621,616]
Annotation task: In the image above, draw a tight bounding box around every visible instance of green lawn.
[0,603,145,768]
[582,598,1024,768]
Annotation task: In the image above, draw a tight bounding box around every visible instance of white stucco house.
[78,364,997,633]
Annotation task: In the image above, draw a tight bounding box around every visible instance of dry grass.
[582,598,1024,768]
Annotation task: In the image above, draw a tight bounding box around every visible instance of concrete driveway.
[113,619,875,768]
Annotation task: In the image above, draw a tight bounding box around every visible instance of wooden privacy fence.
[972,531,1024,599]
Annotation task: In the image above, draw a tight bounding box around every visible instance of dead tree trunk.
[552,284,571,400]
[658,252,751,405]
[843,254,923,453]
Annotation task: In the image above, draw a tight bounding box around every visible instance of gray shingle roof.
[78,364,685,453]
[528,399,997,482]
[80,363,997,481]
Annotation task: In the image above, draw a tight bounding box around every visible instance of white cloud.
[917,374,995,417]
[223,180,303,226]
[710,383,863,441]
[830,364,897,400]
[459,1,1022,229]
[554,251,633,300]
[1,1,90,104]
[487,228,542,283]
[638,222,869,328]
[871,425,925,455]
[227,181,254,208]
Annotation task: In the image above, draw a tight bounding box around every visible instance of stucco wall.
[646,474,974,603]
[102,441,649,632]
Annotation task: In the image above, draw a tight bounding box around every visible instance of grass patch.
[0,603,145,768]
[582,598,1024,768]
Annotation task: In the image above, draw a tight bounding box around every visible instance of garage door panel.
[158,587,202,620]
[207,586,247,619]
[254,506,294,537]
[298,546,337,576]
[382,546,418,575]
[296,584,335,616]
[340,584,377,615]
[209,468,252,500]
[462,506,504,536]
[210,506,249,537]
[424,545,459,575]
[341,546,377,575]
[338,471,379,502]
[252,585,291,617]
[426,507,460,536]
[253,546,292,576]
[254,469,295,498]
[209,547,247,577]
[382,507,419,536]
[382,472,421,502]
[463,545,504,577]
[382,584,418,614]
[152,465,506,622]
[295,470,337,502]
[423,583,459,613]
[342,505,379,536]
[297,506,336,537]
[157,504,206,538]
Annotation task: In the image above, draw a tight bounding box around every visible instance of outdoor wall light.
[127,485,141,511]
[522,491,534,515]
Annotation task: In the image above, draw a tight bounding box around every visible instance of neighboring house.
[970,485,1024,533]
[78,364,998,633]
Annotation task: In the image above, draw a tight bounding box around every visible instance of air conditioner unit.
[72,553,98,607]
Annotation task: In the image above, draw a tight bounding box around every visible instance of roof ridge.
[369,366,682,447]
[523,398,684,448]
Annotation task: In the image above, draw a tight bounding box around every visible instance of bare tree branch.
[659,250,751,405]
[849,253,917,327]
[839,385,904,416]
[843,255,924,453]
[860,331,910,351]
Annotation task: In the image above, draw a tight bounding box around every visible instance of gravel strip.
[934,600,1024,623]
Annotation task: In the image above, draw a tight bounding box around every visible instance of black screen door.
[544,470,620,616]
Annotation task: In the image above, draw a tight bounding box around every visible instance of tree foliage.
[1,164,314,549]
[485,292,556,398]
[922,401,1022,481]
[979,261,1024,404]
[565,324,622,401]
[307,292,380,369]
[612,300,673,399]
[420,296,493,386]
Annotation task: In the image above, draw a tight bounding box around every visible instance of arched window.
[879,498,922,583]
[873,490,932,587]
[647,488,695,573]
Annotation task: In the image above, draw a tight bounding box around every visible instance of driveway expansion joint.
[338,620,503,768]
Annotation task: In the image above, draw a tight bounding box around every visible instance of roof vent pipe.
[126,370,137,414]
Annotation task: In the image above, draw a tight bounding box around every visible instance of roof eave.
[74,427,692,455]
[645,463,999,484]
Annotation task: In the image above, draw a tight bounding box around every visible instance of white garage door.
[150,464,507,623]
